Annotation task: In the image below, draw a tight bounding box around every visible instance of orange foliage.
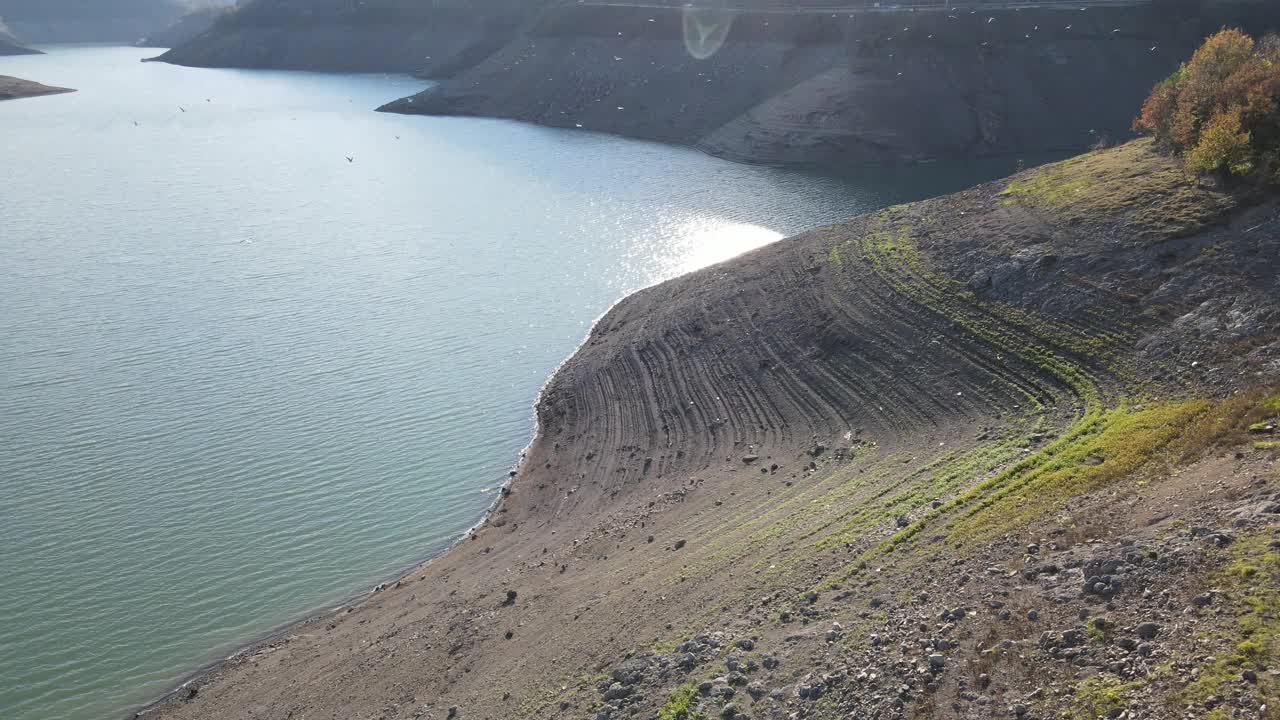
[1132,28,1280,177]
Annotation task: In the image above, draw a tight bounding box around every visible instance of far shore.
[0,75,76,101]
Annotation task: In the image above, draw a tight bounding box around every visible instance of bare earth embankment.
[143,140,1279,720]
[0,75,73,101]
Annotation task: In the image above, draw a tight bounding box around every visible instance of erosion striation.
[141,139,1279,720]
[0,74,74,100]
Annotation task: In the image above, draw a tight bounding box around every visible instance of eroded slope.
[144,141,1279,720]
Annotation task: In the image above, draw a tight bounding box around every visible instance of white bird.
[1150,46,1158,52]
[987,17,995,23]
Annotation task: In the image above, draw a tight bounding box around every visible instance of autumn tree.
[1133,28,1280,178]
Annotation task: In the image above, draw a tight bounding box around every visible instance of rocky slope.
[0,74,74,100]
[383,0,1280,169]
[140,140,1279,720]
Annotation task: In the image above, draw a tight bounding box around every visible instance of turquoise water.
[0,46,1025,720]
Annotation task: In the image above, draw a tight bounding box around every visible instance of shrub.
[1188,106,1254,174]
[1133,28,1280,177]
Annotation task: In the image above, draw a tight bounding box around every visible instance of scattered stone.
[1136,622,1162,640]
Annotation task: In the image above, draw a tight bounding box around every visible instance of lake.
[0,45,1026,720]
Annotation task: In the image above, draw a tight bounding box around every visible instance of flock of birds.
[128,96,411,164]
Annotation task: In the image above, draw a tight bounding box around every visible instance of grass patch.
[999,139,1236,239]
[1070,676,1144,719]
[657,682,705,720]
[1179,531,1280,713]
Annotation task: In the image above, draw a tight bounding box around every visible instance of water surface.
[0,46,1027,720]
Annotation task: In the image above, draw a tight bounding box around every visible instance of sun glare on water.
[669,218,784,277]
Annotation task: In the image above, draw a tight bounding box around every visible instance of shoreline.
[129,275,665,719]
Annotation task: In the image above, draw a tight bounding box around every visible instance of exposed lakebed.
[0,45,1029,720]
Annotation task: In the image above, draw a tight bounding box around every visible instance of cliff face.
[144,140,1280,720]
[384,1,1280,168]
[155,0,533,73]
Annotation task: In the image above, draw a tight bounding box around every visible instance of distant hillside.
[155,0,1280,168]
[156,0,535,74]
[0,0,212,43]
[137,6,230,49]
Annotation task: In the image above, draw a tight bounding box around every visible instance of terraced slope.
[144,141,1279,720]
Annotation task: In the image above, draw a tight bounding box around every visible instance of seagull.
[1113,28,1121,34]
[345,156,354,163]
[395,135,400,139]
[1150,46,1158,52]
[1066,24,1073,29]
[178,106,185,112]
[987,17,995,23]
[132,120,138,126]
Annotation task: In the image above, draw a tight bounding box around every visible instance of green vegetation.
[1180,531,1280,712]
[1261,392,1280,414]
[1069,676,1143,720]
[1134,29,1280,179]
[657,682,704,720]
[999,140,1235,238]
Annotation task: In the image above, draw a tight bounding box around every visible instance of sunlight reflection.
[668,217,784,277]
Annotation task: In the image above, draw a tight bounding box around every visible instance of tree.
[1133,28,1280,178]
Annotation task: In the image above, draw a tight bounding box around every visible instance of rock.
[1060,629,1086,648]
[674,539,687,550]
[447,707,458,719]
[1136,622,1161,640]
[735,638,755,651]
[503,589,518,606]
[895,515,910,528]
[826,622,844,642]
[742,455,760,464]
[1243,669,1258,683]
[720,703,739,719]
[761,654,779,670]
[747,682,767,700]
[928,654,946,672]
[1191,593,1213,608]
[1027,609,1040,622]
[612,657,650,686]
[603,683,630,700]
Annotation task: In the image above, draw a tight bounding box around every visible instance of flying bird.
[345,156,354,163]
[178,106,185,112]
